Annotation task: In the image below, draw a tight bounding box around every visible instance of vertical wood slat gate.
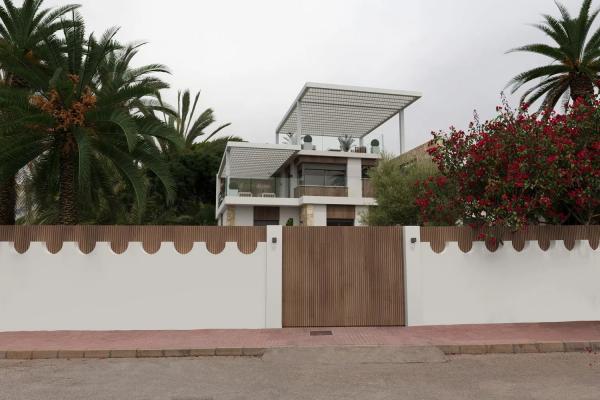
[282,227,405,327]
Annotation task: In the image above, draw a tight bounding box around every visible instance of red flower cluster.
[416,96,600,229]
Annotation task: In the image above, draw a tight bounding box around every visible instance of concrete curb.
[1,347,267,360]
[1,341,599,360]
[437,341,600,356]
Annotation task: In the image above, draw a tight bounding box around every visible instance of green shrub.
[365,155,456,226]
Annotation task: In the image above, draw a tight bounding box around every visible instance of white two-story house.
[215,82,421,226]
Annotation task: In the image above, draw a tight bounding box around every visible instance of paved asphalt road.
[1,347,599,400]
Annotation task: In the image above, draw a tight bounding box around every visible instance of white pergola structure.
[276,82,421,153]
[216,142,300,205]
[218,142,299,179]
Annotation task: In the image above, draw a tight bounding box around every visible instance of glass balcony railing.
[225,177,290,199]
[288,135,385,154]
[219,177,375,201]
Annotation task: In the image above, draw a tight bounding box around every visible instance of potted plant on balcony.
[338,134,355,152]
[302,135,314,150]
[371,139,380,154]
[228,181,239,196]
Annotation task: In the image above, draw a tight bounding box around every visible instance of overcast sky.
[46,0,571,154]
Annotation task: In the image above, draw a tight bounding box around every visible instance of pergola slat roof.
[218,142,300,179]
[218,83,422,180]
[228,144,297,178]
[276,83,421,139]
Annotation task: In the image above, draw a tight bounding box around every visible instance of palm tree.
[0,15,181,225]
[508,0,600,110]
[157,89,230,152]
[0,0,79,225]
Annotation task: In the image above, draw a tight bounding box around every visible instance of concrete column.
[300,205,326,226]
[290,163,299,197]
[355,206,369,226]
[278,171,288,197]
[313,205,327,226]
[265,225,283,328]
[235,206,254,226]
[225,207,236,226]
[347,158,362,198]
[399,110,405,154]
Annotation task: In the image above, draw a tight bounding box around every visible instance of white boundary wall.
[0,226,283,332]
[404,226,600,326]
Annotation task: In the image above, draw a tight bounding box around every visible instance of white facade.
[0,227,283,332]
[2,225,598,332]
[216,143,379,227]
[403,226,600,326]
[312,205,328,226]
[233,206,254,226]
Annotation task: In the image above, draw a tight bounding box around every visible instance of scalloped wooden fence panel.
[0,226,266,255]
[420,226,600,253]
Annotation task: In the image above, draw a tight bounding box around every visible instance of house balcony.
[294,185,348,197]
[222,177,290,200]
[219,177,374,203]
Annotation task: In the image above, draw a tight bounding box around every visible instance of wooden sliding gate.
[282,227,405,327]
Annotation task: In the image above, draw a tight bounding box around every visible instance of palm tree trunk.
[0,177,16,225]
[570,74,594,101]
[58,136,78,225]
[0,73,27,225]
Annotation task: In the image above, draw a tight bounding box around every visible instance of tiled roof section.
[396,141,434,164]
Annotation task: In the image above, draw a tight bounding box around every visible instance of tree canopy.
[366,155,456,226]
[0,1,232,225]
[508,0,600,109]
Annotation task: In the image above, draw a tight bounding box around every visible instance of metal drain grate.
[310,330,333,336]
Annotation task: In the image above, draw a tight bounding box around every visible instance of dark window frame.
[326,219,355,226]
[254,219,280,226]
[300,163,347,187]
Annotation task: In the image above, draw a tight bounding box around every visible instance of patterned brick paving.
[0,321,599,355]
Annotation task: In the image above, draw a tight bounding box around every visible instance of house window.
[301,164,346,187]
[254,219,279,226]
[327,205,355,226]
[362,159,378,179]
[254,207,280,226]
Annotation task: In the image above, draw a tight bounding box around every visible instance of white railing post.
[399,110,405,155]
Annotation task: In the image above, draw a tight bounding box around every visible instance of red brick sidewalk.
[1,321,599,359]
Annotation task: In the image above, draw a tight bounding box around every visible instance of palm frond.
[92,138,148,219]
[506,43,565,61]
[507,65,570,92]
[508,0,600,109]
[202,122,232,143]
[131,141,175,204]
[155,89,230,150]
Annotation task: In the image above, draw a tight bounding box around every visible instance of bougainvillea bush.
[417,96,600,229]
